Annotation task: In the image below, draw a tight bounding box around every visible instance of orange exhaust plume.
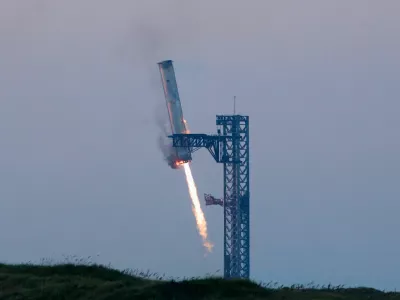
[182,162,213,252]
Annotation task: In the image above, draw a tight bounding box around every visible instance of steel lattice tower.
[218,115,250,279]
[170,114,250,279]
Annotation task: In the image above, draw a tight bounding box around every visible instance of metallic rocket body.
[158,60,192,165]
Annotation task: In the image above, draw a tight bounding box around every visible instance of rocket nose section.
[157,60,173,67]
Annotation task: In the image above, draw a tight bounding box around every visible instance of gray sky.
[1,0,399,290]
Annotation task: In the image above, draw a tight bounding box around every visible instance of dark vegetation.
[0,259,398,300]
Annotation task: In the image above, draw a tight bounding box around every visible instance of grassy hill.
[0,263,398,300]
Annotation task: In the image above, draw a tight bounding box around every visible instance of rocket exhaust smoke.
[155,104,180,169]
[155,111,174,165]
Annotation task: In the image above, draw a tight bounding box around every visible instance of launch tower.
[170,115,250,279]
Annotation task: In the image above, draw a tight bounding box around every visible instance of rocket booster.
[158,60,192,164]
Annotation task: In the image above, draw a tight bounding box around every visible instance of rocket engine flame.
[182,162,213,252]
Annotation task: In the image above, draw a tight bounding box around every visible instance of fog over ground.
[0,0,399,290]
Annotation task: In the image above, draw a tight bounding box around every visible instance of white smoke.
[155,103,176,167]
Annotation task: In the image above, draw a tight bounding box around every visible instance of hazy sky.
[0,0,399,290]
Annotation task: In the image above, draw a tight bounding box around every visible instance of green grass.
[0,262,398,300]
